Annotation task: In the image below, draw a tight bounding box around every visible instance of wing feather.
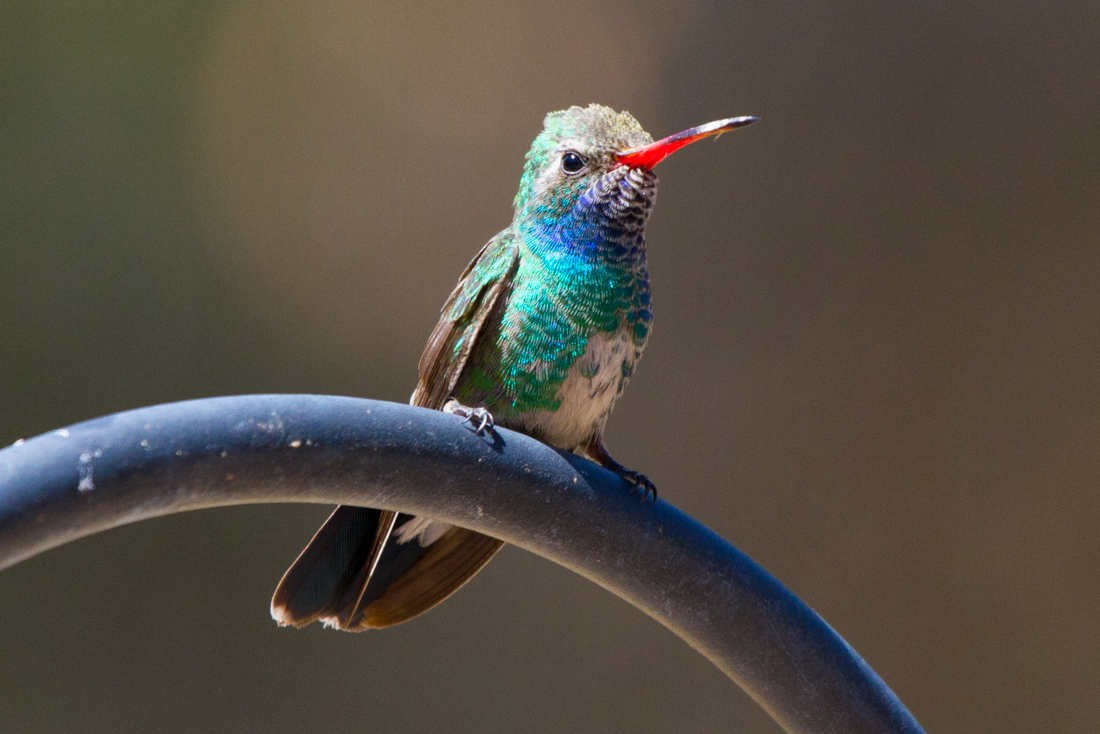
[412,232,519,409]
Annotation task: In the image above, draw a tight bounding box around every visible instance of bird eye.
[561,151,587,175]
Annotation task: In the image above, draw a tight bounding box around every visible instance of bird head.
[513,105,757,245]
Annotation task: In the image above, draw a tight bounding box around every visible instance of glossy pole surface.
[0,395,923,734]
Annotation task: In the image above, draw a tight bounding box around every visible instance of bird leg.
[443,399,495,435]
[586,437,657,502]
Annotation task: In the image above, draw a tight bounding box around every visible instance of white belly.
[512,328,639,450]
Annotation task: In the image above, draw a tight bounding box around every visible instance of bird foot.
[615,468,657,503]
[587,439,658,503]
[443,400,495,435]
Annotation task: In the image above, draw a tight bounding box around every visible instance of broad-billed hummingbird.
[271,105,757,630]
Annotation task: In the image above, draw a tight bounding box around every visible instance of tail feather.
[340,510,399,626]
[271,505,384,627]
[271,506,504,631]
[359,528,504,629]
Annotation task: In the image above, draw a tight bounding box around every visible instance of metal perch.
[0,394,923,734]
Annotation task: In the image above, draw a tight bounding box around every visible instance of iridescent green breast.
[453,235,651,438]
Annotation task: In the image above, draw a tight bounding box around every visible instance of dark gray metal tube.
[0,395,922,734]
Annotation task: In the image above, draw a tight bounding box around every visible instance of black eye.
[561,151,587,174]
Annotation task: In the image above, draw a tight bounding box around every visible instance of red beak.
[615,116,759,170]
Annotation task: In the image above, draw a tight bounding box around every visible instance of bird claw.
[443,400,495,435]
[620,470,658,503]
[589,441,658,503]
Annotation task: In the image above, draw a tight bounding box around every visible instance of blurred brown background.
[2,0,1098,731]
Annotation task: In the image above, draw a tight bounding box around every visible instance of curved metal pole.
[0,395,923,734]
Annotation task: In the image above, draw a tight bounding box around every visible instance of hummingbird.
[271,105,757,631]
